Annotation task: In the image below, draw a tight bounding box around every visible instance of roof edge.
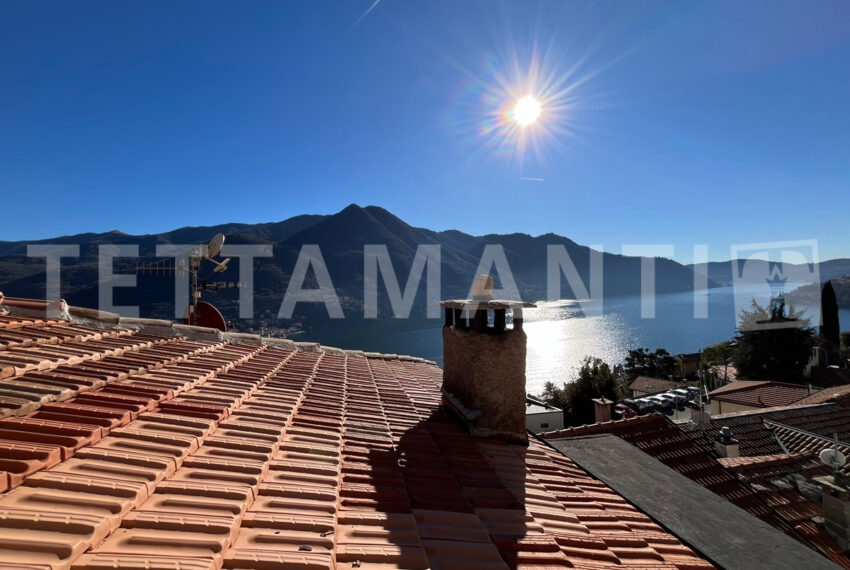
[3,298,439,366]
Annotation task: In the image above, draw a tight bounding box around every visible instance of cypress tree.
[821,280,841,365]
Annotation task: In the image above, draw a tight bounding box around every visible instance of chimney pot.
[714,425,740,458]
[592,398,614,424]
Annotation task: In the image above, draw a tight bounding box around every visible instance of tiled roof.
[717,453,799,469]
[708,380,767,395]
[794,384,850,406]
[545,416,850,567]
[0,305,715,569]
[627,376,681,394]
[717,453,850,569]
[541,415,792,532]
[709,381,811,408]
[768,423,850,476]
[717,452,831,526]
[684,403,850,464]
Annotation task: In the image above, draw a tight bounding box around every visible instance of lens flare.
[443,42,597,171]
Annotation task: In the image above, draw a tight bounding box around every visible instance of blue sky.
[1,0,848,263]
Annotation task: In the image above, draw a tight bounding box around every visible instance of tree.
[540,357,621,427]
[821,281,841,366]
[624,347,678,380]
[734,299,814,383]
[700,341,735,384]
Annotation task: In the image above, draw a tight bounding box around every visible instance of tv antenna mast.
[184,233,231,326]
[136,233,239,330]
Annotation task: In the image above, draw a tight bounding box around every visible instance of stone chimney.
[816,472,850,550]
[592,398,613,423]
[439,285,535,444]
[714,426,739,458]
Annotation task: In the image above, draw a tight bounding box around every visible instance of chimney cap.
[718,426,738,443]
[439,299,536,310]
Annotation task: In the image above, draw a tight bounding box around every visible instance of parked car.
[664,391,685,403]
[671,388,691,401]
[647,395,671,409]
[630,399,653,415]
[614,403,637,419]
[658,393,678,406]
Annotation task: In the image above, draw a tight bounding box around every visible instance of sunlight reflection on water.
[524,301,635,395]
[521,291,848,396]
[308,288,848,399]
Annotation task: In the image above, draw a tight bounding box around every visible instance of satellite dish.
[183,300,227,331]
[820,448,847,469]
[207,233,225,259]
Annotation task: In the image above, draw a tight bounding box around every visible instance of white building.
[526,396,564,433]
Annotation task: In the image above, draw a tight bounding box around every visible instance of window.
[540,423,549,428]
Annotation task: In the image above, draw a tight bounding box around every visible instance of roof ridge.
[718,452,814,470]
[710,401,835,419]
[539,412,665,440]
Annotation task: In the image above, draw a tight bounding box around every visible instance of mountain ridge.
[0,204,735,323]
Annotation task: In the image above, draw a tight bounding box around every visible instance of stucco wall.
[710,399,755,415]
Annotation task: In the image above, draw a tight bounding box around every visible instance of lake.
[306,286,849,396]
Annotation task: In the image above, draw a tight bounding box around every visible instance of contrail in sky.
[519,177,545,182]
[353,0,383,28]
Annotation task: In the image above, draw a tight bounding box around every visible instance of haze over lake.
[309,286,850,396]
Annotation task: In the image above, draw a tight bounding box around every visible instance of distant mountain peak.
[0,204,728,321]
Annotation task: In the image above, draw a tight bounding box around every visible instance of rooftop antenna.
[185,233,230,327]
[135,232,240,330]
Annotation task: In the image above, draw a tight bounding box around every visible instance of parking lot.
[616,386,701,421]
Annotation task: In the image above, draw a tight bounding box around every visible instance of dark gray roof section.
[548,434,840,570]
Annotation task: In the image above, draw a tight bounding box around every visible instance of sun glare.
[513,95,542,127]
[446,29,592,167]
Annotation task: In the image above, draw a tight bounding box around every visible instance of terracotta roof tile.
[708,380,766,395]
[541,415,787,528]
[675,405,850,567]
[709,381,811,408]
[0,309,716,569]
[794,383,850,406]
[543,413,850,567]
[627,376,682,394]
[685,403,850,461]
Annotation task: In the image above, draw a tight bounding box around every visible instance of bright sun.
[513,95,542,127]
